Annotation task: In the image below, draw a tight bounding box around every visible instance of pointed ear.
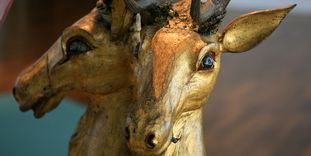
[221,4,296,53]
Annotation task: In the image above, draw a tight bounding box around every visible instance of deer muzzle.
[125,100,174,155]
[13,40,66,118]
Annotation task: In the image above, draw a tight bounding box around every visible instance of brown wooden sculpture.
[13,0,295,155]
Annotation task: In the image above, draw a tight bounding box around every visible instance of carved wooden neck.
[166,109,205,156]
[69,88,133,156]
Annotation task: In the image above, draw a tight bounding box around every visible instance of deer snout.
[125,112,172,154]
[125,123,158,150]
[12,52,66,118]
[13,54,51,111]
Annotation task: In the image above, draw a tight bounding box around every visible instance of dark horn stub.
[96,0,112,24]
[124,0,177,13]
[191,0,230,34]
[124,0,159,13]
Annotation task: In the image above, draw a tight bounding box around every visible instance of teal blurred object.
[0,94,85,156]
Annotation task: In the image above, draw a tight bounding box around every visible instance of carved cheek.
[180,73,217,111]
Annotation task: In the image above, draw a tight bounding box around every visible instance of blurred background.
[0,0,310,156]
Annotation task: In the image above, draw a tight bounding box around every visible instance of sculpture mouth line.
[19,92,64,118]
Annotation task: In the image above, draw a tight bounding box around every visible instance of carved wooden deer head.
[12,1,136,155]
[12,1,135,118]
[125,1,295,155]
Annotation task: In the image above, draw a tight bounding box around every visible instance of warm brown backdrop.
[0,1,310,156]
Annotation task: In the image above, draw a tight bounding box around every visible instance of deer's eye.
[66,39,92,56]
[199,53,215,70]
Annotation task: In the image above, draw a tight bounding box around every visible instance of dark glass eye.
[199,53,215,70]
[66,39,92,56]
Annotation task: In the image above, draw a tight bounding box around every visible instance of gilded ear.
[221,4,296,53]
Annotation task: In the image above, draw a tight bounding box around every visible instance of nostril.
[12,86,18,97]
[12,87,16,96]
[12,86,22,103]
[125,126,130,141]
[145,132,157,149]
